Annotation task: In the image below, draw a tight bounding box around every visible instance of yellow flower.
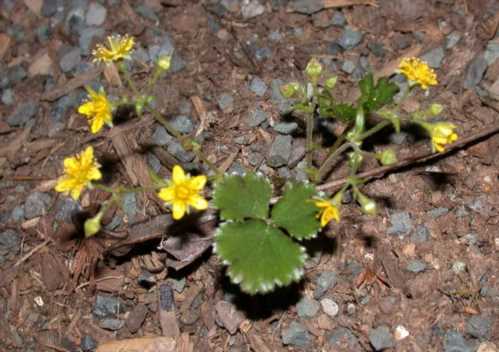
[78,86,113,134]
[427,122,458,152]
[314,199,340,228]
[157,165,208,220]
[398,57,438,90]
[55,146,102,200]
[92,34,135,63]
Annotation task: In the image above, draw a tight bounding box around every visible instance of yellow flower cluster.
[314,199,340,228]
[157,165,208,220]
[398,57,438,90]
[55,146,102,200]
[78,87,113,134]
[427,122,458,152]
[93,34,135,63]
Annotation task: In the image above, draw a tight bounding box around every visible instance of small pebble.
[249,77,267,97]
[217,93,234,113]
[296,296,320,319]
[338,27,363,50]
[86,2,107,26]
[273,122,298,135]
[394,325,409,340]
[267,135,292,168]
[369,326,394,351]
[247,108,267,127]
[80,335,97,352]
[421,47,445,69]
[99,318,125,331]
[387,211,413,237]
[444,330,473,352]
[320,298,339,317]
[314,271,337,299]
[282,321,311,348]
[406,260,426,273]
[452,261,466,274]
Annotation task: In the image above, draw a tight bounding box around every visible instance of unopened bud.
[429,103,444,116]
[157,55,172,71]
[376,149,397,166]
[325,76,338,90]
[305,58,322,81]
[84,211,104,238]
[280,82,300,98]
[356,191,377,216]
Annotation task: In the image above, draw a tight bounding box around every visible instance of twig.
[14,239,51,267]
[317,123,499,191]
[75,275,124,290]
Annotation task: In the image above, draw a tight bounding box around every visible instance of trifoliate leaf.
[271,182,320,240]
[215,219,307,295]
[358,73,399,113]
[213,173,272,221]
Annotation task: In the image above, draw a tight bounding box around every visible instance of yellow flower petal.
[92,34,135,63]
[172,201,187,220]
[189,175,207,190]
[77,87,113,134]
[158,186,175,202]
[189,194,208,210]
[398,57,438,90]
[314,198,340,228]
[172,165,186,184]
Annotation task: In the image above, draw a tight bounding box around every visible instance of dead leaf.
[103,63,122,87]
[215,301,244,335]
[0,33,11,60]
[28,49,54,77]
[40,252,70,291]
[159,283,180,338]
[162,232,213,271]
[23,0,43,15]
[191,96,209,137]
[375,45,422,79]
[96,337,177,352]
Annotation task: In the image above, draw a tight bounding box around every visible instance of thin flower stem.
[92,183,115,193]
[119,63,140,96]
[305,112,314,167]
[317,142,352,181]
[357,120,391,141]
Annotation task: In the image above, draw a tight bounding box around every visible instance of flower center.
[176,184,191,200]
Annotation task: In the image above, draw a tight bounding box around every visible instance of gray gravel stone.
[99,318,124,331]
[452,261,467,274]
[338,27,363,50]
[171,115,194,134]
[152,125,174,146]
[445,31,461,49]
[249,77,267,96]
[59,47,81,73]
[429,207,449,218]
[1,89,14,105]
[168,141,195,163]
[122,192,138,223]
[389,132,414,145]
[147,153,161,173]
[269,30,282,41]
[217,93,234,113]
[484,39,499,65]
[10,206,25,222]
[387,211,413,236]
[86,2,107,26]
[7,101,39,127]
[406,260,426,273]
[273,122,298,135]
[80,335,97,352]
[466,315,492,340]
[314,271,337,299]
[282,321,311,348]
[135,4,158,22]
[42,0,59,17]
[254,47,272,61]
[368,42,386,57]
[443,331,473,352]
[320,298,339,317]
[54,197,79,222]
[93,294,123,318]
[327,42,343,55]
[24,192,52,219]
[331,11,346,27]
[464,55,488,89]
[0,230,21,259]
[79,27,105,55]
[369,326,394,351]
[241,0,265,19]
[247,108,267,127]
[411,225,430,242]
[287,0,323,14]
[462,233,478,246]
[296,296,320,318]
[328,327,361,350]
[421,47,445,69]
[267,135,292,168]
[341,60,356,74]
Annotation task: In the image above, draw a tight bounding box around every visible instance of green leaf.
[358,73,399,113]
[213,173,272,221]
[215,219,307,294]
[149,168,168,188]
[271,182,320,240]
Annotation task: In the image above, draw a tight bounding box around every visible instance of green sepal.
[271,182,320,240]
[213,173,272,221]
[214,219,307,295]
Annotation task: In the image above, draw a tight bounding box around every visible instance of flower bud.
[325,76,338,90]
[84,211,104,238]
[305,58,322,81]
[347,151,363,171]
[376,149,397,166]
[157,55,172,71]
[429,103,444,116]
[356,191,377,216]
[280,82,300,98]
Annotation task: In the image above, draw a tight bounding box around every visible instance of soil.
[1,0,499,351]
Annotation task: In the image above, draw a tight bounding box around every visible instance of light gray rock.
[0,229,21,257]
[411,225,430,242]
[152,125,174,146]
[171,115,194,134]
[1,89,14,105]
[287,0,324,15]
[241,0,265,19]
[247,108,267,127]
[406,260,426,273]
[24,192,52,219]
[466,315,492,340]
[93,294,123,318]
[314,271,337,299]
[369,326,394,351]
[249,77,267,96]
[443,331,473,352]
[328,327,361,350]
[320,298,339,317]
[338,27,363,50]
[86,2,107,26]
[217,93,234,113]
[484,39,499,65]
[445,31,461,49]
[296,297,320,318]
[282,321,311,348]
[341,60,356,74]
[387,211,413,236]
[99,318,124,331]
[80,335,97,352]
[421,47,445,69]
[271,79,293,114]
[267,135,292,168]
[464,55,487,89]
[273,122,298,135]
[79,27,105,54]
[59,47,81,73]
[7,101,39,127]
